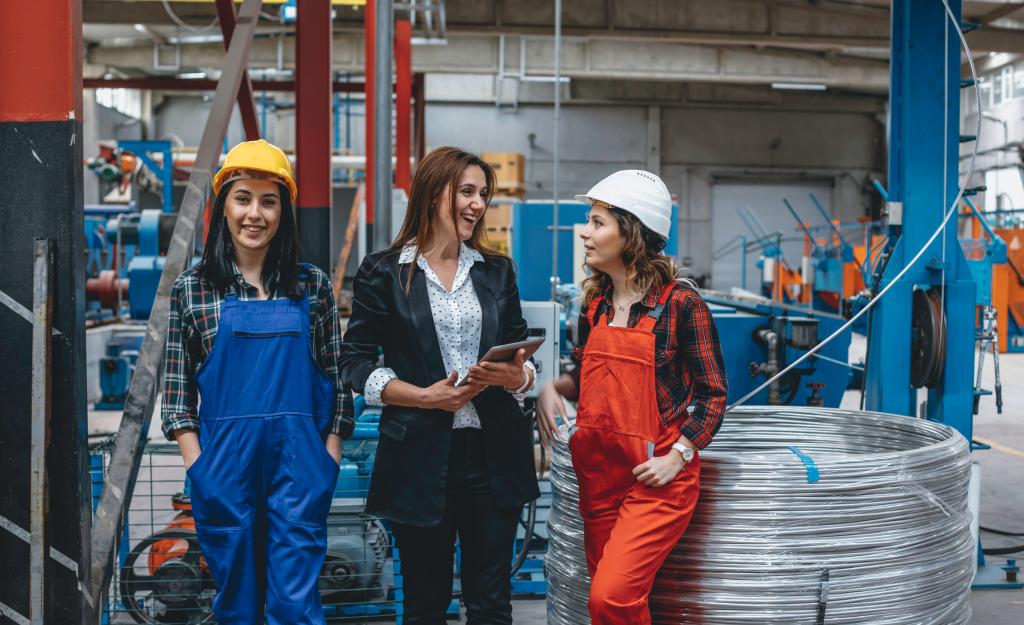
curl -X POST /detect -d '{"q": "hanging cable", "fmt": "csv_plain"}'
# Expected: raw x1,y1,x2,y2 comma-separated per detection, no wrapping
981,525,1024,537
161,0,219,33
728,0,983,411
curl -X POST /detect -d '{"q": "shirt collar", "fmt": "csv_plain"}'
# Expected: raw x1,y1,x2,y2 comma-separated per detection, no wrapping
599,282,662,310
398,242,484,266
230,261,279,295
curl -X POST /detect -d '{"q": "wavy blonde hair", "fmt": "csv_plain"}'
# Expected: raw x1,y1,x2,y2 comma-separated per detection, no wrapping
580,202,679,309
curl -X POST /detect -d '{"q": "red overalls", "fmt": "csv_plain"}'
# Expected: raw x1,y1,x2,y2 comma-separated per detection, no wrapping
569,282,701,625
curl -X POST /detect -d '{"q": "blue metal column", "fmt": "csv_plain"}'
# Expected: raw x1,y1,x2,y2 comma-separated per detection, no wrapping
867,0,976,441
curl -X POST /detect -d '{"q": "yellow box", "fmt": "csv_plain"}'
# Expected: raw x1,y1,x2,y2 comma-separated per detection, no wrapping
482,152,526,188
486,204,513,229
485,227,511,255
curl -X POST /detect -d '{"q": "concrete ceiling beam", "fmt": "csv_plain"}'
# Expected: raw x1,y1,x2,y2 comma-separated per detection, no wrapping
87,31,890,90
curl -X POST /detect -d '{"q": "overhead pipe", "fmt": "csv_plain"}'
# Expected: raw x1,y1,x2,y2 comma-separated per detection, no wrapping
373,0,395,251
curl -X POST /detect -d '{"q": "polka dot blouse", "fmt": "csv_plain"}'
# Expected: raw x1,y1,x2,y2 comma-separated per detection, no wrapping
363,242,535,429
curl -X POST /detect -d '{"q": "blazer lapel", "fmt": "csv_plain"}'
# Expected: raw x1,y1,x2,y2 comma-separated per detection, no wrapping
471,263,499,359
405,264,449,382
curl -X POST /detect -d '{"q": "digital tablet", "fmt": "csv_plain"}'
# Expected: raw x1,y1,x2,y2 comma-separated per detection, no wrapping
455,336,545,386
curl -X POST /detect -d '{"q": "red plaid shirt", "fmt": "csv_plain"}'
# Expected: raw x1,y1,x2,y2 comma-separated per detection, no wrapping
570,281,727,449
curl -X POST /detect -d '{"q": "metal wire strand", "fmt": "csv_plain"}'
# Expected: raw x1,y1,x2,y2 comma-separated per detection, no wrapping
545,408,974,625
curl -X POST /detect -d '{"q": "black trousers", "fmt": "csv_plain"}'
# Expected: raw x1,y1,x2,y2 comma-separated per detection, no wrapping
390,427,520,625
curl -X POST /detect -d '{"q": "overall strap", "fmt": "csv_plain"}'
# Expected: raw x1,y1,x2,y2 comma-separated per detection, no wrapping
586,292,605,328
635,281,677,333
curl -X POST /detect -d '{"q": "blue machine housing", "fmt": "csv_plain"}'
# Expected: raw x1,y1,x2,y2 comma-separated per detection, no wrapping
703,293,851,407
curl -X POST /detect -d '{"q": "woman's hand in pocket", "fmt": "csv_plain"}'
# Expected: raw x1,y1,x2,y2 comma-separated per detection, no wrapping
326,433,343,464
632,453,686,487
174,429,202,470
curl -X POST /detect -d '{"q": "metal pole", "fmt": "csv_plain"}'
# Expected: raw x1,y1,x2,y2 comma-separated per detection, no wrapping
296,0,333,271
373,0,394,251
29,239,52,625
741,235,747,290
365,0,376,238
551,0,562,299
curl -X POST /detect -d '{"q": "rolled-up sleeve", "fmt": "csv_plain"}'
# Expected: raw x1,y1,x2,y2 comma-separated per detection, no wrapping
161,275,200,440
364,367,398,406
676,295,728,449
313,272,355,440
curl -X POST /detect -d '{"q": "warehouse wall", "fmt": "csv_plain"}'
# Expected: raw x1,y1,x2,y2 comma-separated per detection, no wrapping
426,102,884,281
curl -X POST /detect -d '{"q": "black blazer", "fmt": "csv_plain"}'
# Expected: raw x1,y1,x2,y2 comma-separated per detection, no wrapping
340,249,540,527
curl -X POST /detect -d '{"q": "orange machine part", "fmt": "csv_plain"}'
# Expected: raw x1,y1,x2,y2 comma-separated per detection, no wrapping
994,227,1024,353
147,512,203,575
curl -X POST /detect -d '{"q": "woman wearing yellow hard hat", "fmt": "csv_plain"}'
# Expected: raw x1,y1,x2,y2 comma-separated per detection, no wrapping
161,138,352,625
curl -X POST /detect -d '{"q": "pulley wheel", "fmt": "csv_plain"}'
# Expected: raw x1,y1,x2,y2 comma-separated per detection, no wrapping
911,289,946,388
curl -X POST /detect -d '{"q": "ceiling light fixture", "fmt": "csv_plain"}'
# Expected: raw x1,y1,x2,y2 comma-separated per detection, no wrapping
771,82,827,91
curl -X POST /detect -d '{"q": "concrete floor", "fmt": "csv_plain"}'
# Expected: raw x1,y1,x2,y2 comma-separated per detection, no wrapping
90,338,1024,623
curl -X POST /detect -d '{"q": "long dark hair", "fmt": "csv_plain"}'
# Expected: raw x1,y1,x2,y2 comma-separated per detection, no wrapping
197,179,304,299
580,203,677,309
391,146,504,293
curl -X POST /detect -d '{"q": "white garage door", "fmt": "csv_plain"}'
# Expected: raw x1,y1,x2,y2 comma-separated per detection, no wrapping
711,182,834,291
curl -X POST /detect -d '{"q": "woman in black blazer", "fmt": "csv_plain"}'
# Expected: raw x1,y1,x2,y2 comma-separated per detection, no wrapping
339,147,540,625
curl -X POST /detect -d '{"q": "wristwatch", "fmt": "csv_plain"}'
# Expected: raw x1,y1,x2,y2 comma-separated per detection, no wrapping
671,442,694,464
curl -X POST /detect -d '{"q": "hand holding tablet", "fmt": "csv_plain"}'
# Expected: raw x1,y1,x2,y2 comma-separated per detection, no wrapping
457,336,545,388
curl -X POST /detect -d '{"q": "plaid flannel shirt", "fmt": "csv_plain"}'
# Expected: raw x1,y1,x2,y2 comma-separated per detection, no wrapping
570,281,728,449
161,264,355,441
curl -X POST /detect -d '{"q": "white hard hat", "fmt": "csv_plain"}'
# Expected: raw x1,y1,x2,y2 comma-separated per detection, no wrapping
575,169,672,239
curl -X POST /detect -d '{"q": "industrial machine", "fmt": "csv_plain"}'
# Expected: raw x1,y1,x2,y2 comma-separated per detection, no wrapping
95,329,145,410
706,292,851,407
860,0,1017,589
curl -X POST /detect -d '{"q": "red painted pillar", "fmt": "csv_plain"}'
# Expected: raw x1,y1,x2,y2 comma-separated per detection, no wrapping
395,19,413,194
0,1,91,623
364,0,376,225
214,0,261,140
296,0,333,271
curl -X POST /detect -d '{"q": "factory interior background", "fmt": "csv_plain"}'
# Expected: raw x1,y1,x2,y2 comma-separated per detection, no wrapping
3,0,1024,623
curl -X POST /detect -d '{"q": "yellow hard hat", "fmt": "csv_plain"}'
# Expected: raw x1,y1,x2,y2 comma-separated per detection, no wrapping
212,139,297,202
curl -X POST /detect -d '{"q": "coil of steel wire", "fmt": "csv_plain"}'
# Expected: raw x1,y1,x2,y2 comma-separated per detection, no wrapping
546,407,974,625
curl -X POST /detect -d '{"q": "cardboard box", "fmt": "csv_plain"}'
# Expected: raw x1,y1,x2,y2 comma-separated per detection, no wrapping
485,227,511,255
482,152,525,188
486,203,513,229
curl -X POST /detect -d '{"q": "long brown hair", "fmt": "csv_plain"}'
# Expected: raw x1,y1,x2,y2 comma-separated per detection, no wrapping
580,203,679,309
391,146,504,293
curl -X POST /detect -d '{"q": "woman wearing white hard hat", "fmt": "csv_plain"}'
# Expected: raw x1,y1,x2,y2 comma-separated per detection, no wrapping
536,170,728,625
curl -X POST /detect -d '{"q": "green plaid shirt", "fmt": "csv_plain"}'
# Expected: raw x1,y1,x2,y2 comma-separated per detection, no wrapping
161,263,355,441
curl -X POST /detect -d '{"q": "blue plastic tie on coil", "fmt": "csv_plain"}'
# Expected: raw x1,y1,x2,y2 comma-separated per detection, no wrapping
787,446,820,484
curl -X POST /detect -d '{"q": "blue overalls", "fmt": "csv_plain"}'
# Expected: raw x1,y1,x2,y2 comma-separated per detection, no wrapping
187,290,337,624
